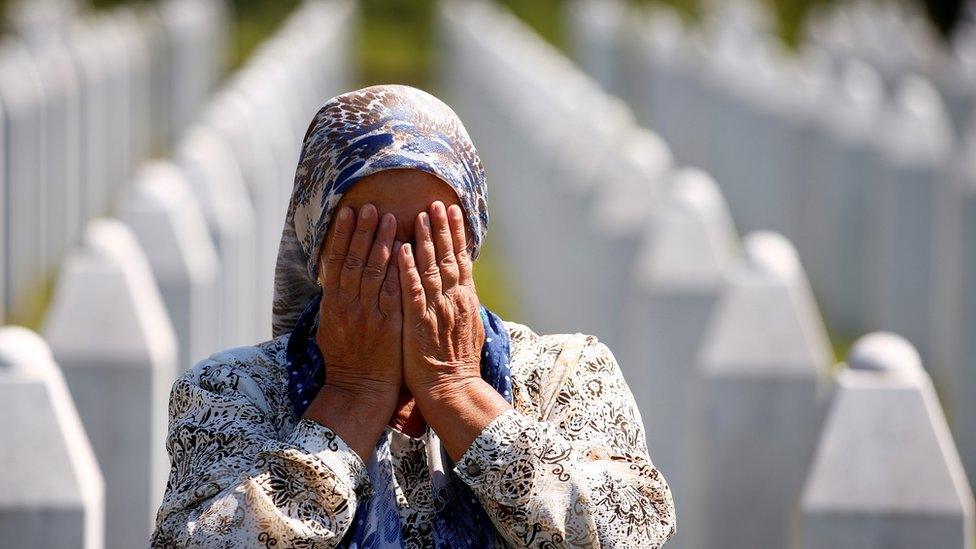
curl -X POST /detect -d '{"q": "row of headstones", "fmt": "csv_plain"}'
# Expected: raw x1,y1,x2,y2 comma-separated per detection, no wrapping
565,0,976,508
438,1,975,547
0,0,227,327
0,1,354,548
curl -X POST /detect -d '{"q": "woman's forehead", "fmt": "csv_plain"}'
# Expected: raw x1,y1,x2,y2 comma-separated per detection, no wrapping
337,169,462,216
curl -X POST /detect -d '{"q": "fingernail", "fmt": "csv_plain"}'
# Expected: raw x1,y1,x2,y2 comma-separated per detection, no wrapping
403,243,412,255
361,204,374,219
450,204,462,220
338,207,351,222
382,213,394,229
421,212,430,230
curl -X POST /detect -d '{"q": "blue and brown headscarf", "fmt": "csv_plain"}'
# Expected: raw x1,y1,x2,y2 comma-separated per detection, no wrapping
272,84,489,338
272,85,510,548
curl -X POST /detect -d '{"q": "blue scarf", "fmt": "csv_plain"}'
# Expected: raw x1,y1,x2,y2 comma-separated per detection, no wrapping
285,293,512,548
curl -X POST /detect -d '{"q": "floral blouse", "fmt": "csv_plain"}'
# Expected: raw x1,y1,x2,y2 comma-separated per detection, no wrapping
150,320,676,548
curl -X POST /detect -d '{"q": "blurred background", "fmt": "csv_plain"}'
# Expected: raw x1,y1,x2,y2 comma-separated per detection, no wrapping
1,0,975,547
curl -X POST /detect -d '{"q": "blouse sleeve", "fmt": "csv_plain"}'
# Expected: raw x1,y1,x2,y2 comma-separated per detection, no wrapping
452,336,676,548
151,352,371,548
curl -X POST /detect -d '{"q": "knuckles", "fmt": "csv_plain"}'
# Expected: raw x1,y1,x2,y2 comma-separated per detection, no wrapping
342,253,366,270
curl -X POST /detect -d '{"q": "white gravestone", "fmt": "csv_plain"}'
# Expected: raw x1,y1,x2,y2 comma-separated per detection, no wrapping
113,7,153,174
43,219,178,549
690,231,832,549
577,127,672,346
619,168,739,549
27,38,81,274
67,19,112,222
176,124,257,347
93,15,131,203
867,75,954,376
0,326,104,549
207,87,288,340
798,333,975,549
120,161,220,372
801,58,884,338
0,41,46,323
937,117,976,487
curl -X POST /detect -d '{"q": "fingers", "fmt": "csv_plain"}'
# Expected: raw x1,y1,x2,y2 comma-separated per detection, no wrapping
447,204,474,287
378,241,403,318
428,201,460,290
360,213,397,306
338,204,378,299
413,211,443,297
322,206,355,292
398,243,427,320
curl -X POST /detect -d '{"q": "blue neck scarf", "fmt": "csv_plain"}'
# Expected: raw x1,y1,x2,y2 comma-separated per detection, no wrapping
285,292,512,548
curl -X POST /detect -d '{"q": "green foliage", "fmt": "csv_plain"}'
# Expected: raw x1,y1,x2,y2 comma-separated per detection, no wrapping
356,0,437,89
227,0,301,69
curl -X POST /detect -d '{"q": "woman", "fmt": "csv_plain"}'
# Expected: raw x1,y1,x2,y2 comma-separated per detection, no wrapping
152,85,675,548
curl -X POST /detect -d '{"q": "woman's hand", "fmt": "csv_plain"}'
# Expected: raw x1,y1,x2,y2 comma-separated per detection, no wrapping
397,200,511,459
305,203,403,459
398,201,484,398
317,203,403,396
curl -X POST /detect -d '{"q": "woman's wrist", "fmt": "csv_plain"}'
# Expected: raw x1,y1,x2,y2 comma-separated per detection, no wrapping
302,383,399,460
414,374,511,461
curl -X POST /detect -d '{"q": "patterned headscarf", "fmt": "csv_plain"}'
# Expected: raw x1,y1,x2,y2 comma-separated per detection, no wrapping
273,85,509,548
272,84,489,338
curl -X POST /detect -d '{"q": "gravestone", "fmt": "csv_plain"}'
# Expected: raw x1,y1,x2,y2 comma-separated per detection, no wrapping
67,18,112,222
802,58,884,338
566,0,626,92
867,75,954,376
939,115,976,487
27,37,81,274
0,326,104,549
619,168,739,549
92,14,131,202
578,127,672,347
44,219,177,549
113,7,153,173
207,86,288,340
798,333,975,548
175,124,256,347
120,161,220,372
0,41,46,323
159,0,226,138
635,7,709,168
690,231,832,549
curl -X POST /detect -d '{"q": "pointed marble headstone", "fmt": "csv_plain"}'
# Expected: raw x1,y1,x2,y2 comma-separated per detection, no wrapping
44,219,177,549
867,75,954,373
798,333,975,549
0,41,47,323
120,161,220,372
27,37,82,274
573,126,672,346
690,231,832,549
0,326,104,549
66,18,112,222
619,168,738,548
938,115,976,488
802,58,884,338
175,123,256,347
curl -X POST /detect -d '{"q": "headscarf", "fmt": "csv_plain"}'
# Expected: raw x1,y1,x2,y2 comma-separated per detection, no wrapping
273,85,509,548
273,84,489,338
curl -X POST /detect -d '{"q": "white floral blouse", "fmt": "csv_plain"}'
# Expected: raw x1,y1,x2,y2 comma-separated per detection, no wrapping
150,320,676,548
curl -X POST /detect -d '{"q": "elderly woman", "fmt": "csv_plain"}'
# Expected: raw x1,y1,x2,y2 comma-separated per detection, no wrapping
152,85,675,548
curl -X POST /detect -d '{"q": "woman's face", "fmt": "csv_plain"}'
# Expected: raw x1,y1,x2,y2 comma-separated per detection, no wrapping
318,168,469,273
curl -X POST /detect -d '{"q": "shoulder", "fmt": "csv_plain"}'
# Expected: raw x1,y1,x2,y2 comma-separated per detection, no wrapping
170,335,293,421
502,320,624,410
502,319,615,372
